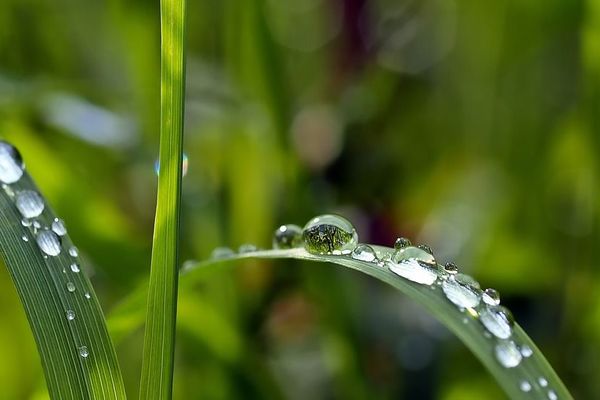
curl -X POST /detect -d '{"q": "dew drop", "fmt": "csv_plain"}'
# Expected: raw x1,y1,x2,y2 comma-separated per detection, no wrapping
479,305,514,339
351,244,378,262
84,292,91,299
520,344,533,358
70,263,80,273
68,246,79,257
272,224,303,249
238,243,258,253
482,288,501,306
36,230,61,256
66,310,75,321
394,237,411,250
22,235,28,242
388,259,438,285
15,190,45,218
211,247,235,259
302,214,358,255
51,218,67,236
538,377,548,387
21,218,32,227
548,389,557,400
520,380,532,392
2,183,15,197
442,274,481,309
66,282,76,292
155,153,188,177
494,340,522,368
79,346,89,358
0,140,25,184
443,262,459,275
391,246,436,265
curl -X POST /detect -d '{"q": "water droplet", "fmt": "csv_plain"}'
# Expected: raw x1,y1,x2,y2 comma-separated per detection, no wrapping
238,243,258,253
36,230,61,256
0,140,25,184
443,262,459,275
388,259,439,285
66,310,75,321
394,237,411,250
302,214,358,255
66,282,76,292
391,246,436,265
70,263,80,273
495,340,522,368
548,389,557,400
351,244,378,262
2,183,15,197
442,275,481,309
538,377,548,387
155,153,188,177
482,288,501,306
51,218,67,236
84,292,91,299
22,235,28,242
455,273,481,289
15,190,45,218
520,380,532,392
68,246,79,257
211,247,235,259
479,305,514,339
272,224,303,249
520,344,533,358
79,346,89,358
21,218,32,227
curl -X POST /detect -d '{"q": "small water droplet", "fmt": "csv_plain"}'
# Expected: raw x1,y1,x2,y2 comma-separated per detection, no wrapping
442,275,481,309
548,389,557,400
443,262,459,275
0,140,25,184
394,237,411,250
21,218,32,227
302,214,358,255
66,282,76,292
482,288,501,306
538,377,548,387
272,224,303,249
520,380,532,392
495,340,522,368
22,235,28,242
238,243,258,253
211,247,235,259
15,190,45,218
79,346,89,358
70,263,80,273
388,259,439,285
51,218,67,236
520,344,533,358
2,183,15,197
84,292,91,299
36,230,61,256
155,153,188,177
351,244,378,262
391,246,436,265
66,310,75,321
479,305,514,339
68,246,79,257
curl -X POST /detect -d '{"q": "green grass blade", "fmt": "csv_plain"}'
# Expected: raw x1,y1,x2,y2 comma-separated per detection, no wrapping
0,169,126,398
139,0,187,397
183,247,573,400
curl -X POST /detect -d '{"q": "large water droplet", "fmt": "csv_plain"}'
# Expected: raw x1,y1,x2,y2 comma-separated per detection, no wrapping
272,224,303,249
302,214,358,255
442,274,481,309
155,153,188,177
70,263,80,273
51,218,67,236
479,305,514,339
482,288,500,306
388,259,438,285
211,247,235,259
520,380,532,392
15,190,45,218
66,282,76,292
495,340,522,368
0,140,25,184
36,230,61,256
391,246,436,265
79,346,89,358
351,244,378,262
66,310,75,321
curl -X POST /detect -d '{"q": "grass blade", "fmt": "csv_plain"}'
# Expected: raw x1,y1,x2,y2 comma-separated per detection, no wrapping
183,247,573,400
139,0,187,397
0,159,126,398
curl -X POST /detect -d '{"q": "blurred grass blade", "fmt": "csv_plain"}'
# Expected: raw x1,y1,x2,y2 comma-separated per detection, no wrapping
139,0,187,397
0,168,126,398
184,247,573,400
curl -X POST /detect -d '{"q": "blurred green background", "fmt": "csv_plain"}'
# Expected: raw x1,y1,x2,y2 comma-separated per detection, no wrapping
0,0,598,398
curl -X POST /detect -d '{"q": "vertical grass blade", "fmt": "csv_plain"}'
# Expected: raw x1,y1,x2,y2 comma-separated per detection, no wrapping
139,0,187,398
0,157,126,398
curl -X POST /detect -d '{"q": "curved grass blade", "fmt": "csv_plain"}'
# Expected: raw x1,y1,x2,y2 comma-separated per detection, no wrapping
139,0,187,397
0,170,126,398
183,247,573,400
